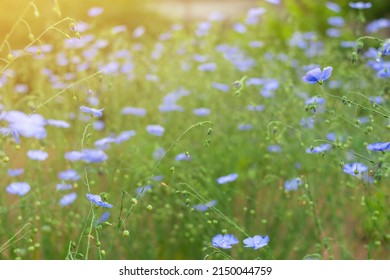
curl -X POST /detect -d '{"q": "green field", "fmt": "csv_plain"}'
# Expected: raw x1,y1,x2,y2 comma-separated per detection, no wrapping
0,0,389,260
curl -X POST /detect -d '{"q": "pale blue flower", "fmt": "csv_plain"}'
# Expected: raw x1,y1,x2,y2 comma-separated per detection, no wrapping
6,182,31,196
146,124,165,136
302,67,333,84
367,142,390,152
217,173,238,184
60,192,77,206
27,150,48,161
212,234,239,249
86,193,113,208
193,200,217,212
243,235,270,249
349,2,372,9
284,178,302,191
80,106,104,117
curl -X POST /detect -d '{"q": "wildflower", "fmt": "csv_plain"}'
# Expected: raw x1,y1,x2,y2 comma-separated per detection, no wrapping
233,23,247,33
79,106,104,117
121,107,146,116
59,192,77,207
217,173,238,184
58,169,80,181
136,185,152,196
366,18,390,33
93,120,105,131
64,151,83,161
367,142,390,152
284,178,302,191
6,111,47,139
302,66,333,84
56,183,73,191
326,2,341,13
306,143,332,154
8,168,24,177
267,145,282,153
87,7,104,17
175,153,191,161
343,162,368,177
193,200,217,212
6,182,31,196
192,108,211,116
243,235,270,249
114,130,136,144
212,234,239,249
146,124,165,136
211,82,230,92
238,124,253,131
98,212,110,223
47,119,70,128
327,16,345,27
27,150,48,161
349,2,372,9
81,149,108,163
133,26,145,38
86,193,113,208
198,63,217,72
247,105,265,111
300,116,315,129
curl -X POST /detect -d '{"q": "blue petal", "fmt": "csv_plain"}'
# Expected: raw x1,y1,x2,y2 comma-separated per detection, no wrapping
321,66,333,81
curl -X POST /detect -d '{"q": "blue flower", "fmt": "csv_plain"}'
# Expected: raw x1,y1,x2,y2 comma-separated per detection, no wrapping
349,2,372,9
327,16,345,27
59,192,77,207
326,2,341,13
217,173,238,184
193,200,217,212
238,124,253,131
302,66,333,84
56,183,73,191
136,185,152,196
64,151,83,161
8,168,24,177
81,149,108,163
88,6,103,17
6,182,31,196
98,212,110,223
80,105,104,117
175,153,191,161
343,162,368,177
192,108,211,116
211,82,230,92
267,145,282,153
198,62,217,72
367,142,390,152
243,235,270,249
306,143,332,154
47,119,70,128
121,107,146,116
247,104,265,111
284,177,303,191
6,111,47,139
146,124,165,136
86,193,113,208
212,234,239,249
27,150,48,161
58,169,80,181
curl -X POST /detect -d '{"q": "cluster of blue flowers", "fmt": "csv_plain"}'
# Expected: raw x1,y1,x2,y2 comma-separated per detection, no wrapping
212,234,269,250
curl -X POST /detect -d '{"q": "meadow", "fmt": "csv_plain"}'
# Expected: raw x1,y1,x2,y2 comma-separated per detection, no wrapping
0,0,389,260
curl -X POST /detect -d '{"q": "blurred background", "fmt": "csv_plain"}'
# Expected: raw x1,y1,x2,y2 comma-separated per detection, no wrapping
1,0,390,51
